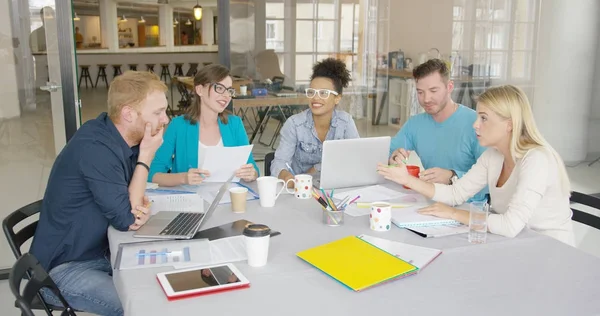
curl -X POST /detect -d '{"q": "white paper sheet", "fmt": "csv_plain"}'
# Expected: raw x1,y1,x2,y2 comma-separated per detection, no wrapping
335,185,405,203
145,190,204,215
357,235,442,270
200,145,254,182
187,182,259,205
344,193,428,217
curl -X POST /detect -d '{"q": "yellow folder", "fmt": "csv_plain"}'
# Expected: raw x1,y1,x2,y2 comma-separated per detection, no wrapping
297,236,418,292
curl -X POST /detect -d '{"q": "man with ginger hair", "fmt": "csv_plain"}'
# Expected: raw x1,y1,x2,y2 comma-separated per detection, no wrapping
30,71,169,316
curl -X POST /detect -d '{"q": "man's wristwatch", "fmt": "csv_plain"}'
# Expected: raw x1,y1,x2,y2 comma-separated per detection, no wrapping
449,170,458,185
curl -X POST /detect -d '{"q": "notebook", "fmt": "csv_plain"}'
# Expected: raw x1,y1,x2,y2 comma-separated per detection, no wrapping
391,204,460,228
296,236,418,292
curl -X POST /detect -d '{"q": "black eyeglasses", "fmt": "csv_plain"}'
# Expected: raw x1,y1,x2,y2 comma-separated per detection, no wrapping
211,83,236,97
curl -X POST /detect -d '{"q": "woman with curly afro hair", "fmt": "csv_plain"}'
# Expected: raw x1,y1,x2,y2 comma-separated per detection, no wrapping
270,58,359,185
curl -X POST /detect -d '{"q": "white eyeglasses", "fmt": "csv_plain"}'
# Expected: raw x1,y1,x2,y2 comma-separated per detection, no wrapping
305,88,339,99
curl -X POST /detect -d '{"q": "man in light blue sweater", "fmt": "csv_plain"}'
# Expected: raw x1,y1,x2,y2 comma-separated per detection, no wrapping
389,59,488,202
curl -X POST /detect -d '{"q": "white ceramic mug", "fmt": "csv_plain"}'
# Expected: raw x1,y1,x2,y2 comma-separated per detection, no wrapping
256,176,285,207
370,202,392,232
285,174,313,199
239,85,248,96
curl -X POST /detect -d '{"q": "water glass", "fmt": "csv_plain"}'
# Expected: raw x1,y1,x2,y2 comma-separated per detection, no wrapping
468,201,488,244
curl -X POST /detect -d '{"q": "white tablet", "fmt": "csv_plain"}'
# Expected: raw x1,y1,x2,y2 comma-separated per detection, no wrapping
156,263,250,300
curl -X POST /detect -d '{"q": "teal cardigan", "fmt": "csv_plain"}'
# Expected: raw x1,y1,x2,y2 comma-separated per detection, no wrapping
148,114,259,181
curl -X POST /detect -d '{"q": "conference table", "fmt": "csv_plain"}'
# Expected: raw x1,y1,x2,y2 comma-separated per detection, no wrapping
108,182,600,316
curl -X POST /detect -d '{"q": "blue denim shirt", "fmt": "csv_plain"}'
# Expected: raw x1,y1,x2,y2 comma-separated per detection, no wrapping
271,109,360,177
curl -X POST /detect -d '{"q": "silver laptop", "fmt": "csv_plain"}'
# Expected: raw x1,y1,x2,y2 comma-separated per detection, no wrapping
134,175,234,239
316,136,391,189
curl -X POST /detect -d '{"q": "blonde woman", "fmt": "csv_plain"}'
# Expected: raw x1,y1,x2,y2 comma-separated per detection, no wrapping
377,85,574,245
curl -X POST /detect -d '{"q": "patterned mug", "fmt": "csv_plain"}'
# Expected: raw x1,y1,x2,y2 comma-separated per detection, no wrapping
285,174,313,199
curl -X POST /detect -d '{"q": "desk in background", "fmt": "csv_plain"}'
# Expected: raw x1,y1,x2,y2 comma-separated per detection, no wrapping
108,182,600,316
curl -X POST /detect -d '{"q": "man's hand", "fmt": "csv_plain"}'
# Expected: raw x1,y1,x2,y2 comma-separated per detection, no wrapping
139,123,164,164
419,167,453,184
129,197,151,231
390,148,410,165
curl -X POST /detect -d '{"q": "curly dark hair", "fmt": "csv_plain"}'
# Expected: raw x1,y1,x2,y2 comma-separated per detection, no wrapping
310,58,351,94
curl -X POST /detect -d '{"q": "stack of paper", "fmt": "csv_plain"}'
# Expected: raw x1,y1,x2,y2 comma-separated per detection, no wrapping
391,204,460,228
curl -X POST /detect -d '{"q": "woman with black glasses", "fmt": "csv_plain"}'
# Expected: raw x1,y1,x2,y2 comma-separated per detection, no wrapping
149,64,259,186
271,58,359,185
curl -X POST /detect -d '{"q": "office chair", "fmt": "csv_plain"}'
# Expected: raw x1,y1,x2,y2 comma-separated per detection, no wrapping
9,253,77,316
264,152,275,177
570,191,600,230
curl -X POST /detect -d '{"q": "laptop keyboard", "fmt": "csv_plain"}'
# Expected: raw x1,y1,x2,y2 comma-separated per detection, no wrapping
159,213,204,237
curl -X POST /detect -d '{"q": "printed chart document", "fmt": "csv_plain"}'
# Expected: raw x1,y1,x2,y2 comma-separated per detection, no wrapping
115,236,247,270
145,189,203,215
200,145,254,182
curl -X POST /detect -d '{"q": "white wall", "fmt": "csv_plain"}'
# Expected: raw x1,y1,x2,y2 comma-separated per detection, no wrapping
532,0,599,163
387,0,453,61
589,19,600,155
0,0,21,119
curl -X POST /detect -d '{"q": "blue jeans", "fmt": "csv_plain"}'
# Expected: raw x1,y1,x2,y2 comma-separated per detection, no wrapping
41,257,123,316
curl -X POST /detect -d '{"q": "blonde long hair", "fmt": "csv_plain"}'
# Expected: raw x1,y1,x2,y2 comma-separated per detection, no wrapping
477,85,571,196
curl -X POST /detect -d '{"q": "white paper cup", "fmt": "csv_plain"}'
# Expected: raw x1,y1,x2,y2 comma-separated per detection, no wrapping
370,202,392,231
243,224,271,267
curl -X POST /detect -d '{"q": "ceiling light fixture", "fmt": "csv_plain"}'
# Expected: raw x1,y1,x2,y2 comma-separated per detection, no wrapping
73,12,80,21
193,1,203,21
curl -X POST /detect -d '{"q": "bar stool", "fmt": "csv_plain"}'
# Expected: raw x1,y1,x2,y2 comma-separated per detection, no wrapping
159,63,171,83
78,65,93,88
174,63,184,77
186,63,199,76
146,64,155,73
128,64,138,71
112,65,123,81
95,64,109,88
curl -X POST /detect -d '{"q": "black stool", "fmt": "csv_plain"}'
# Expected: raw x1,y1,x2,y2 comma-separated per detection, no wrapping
160,63,171,83
174,63,184,77
146,64,155,73
112,64,123,81
187,63,199,76
78,65,93,88
128,64,138,71
95,64,109,88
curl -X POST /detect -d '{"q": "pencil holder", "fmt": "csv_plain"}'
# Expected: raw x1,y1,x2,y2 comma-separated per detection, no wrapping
322,208,344,226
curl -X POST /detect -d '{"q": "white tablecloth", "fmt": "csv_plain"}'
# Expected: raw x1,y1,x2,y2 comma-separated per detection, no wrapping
108,184,600,316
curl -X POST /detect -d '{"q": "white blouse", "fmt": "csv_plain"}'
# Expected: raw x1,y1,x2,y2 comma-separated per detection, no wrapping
433,147,575,246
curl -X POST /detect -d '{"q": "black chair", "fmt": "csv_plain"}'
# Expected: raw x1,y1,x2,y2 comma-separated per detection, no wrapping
570,191,600,230
9,253,77,316
264,152,275,177
3,200,66,314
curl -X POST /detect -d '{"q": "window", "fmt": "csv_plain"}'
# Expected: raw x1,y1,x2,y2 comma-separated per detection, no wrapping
266,21,276,40
173,7,202,46
116,2,160,48
72,1,103,48
452,0,539,81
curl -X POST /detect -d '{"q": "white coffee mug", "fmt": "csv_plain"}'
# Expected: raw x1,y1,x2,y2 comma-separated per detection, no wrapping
256,176,285,207
370,202,392,232
285,174,313,199
240,85,248,96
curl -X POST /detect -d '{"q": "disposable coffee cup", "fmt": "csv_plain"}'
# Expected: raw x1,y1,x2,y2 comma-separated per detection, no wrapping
229,187,248,213
243,224,271,267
